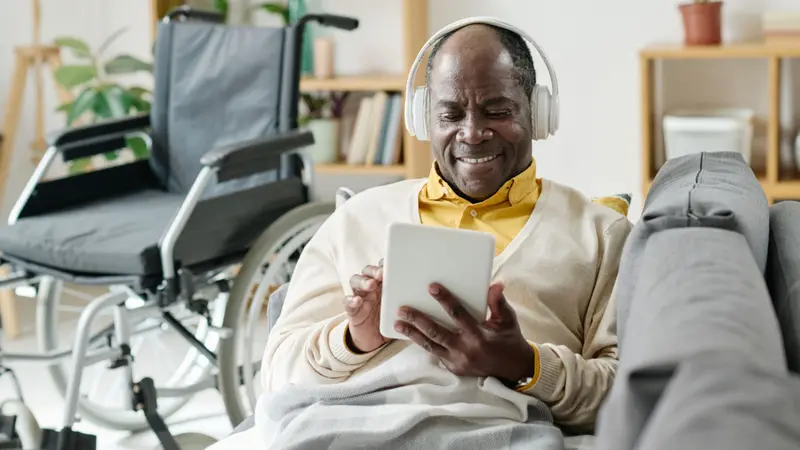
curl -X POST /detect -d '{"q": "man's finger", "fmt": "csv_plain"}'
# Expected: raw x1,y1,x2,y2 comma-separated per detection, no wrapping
487,282,515,322
350,274,377,292
428,283,480,335
394,320,447,357
362,264,383,282
344,295,363,316
397,306,457,349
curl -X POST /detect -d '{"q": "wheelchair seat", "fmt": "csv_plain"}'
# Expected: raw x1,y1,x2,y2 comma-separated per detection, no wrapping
0,189,182,276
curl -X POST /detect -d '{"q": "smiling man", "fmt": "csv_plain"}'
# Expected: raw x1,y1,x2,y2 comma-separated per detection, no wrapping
220,21,633,449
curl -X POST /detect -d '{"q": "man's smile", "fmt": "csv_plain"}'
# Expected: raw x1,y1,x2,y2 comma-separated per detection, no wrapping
457,154,500,164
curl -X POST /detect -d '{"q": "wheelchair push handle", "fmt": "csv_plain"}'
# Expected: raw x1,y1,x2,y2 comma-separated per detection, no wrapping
314,14,359,31
164,5,225,23
294,13,359,31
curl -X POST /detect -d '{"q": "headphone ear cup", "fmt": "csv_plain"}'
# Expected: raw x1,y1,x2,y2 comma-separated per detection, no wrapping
531,85,551,141
411,86,430,141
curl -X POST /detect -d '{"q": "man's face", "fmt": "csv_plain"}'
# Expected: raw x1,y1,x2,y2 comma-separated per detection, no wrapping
428,26,533,202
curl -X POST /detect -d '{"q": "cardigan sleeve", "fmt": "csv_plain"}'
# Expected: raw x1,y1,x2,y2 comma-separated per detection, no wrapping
260,208,382,393
521,216,632,434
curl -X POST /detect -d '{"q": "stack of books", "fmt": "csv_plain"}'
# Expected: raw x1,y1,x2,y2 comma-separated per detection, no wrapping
341,91,404,167
763,11,800,45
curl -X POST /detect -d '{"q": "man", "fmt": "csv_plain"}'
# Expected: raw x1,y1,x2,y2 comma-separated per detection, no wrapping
214,22,631,449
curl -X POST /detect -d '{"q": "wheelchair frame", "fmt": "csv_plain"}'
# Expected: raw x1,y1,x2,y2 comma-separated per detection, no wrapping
0,7,358,450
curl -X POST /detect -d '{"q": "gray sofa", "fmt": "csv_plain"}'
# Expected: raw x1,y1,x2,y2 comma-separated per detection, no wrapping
233,151,800,449
596,151,800,450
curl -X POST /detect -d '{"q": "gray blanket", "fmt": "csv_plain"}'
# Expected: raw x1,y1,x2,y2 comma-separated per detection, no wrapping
254,345,566,450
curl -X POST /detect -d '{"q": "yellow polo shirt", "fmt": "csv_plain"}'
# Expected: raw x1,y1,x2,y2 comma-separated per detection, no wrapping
419,161,540,256
419,160,628,255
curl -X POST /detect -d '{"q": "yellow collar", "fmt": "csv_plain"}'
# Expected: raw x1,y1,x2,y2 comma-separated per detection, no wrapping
425,159,538,206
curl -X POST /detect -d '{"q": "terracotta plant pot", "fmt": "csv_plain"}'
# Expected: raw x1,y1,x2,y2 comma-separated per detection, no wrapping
679,1,723,46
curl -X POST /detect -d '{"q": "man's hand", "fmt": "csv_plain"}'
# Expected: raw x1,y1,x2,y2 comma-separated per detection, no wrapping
345,259,390,353
394,282,535,385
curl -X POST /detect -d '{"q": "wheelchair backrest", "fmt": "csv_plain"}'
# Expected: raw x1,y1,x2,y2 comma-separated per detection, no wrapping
149,20,287,195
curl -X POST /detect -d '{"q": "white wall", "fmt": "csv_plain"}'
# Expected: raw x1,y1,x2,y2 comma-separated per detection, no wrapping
2,0,800,220
0,0,152,219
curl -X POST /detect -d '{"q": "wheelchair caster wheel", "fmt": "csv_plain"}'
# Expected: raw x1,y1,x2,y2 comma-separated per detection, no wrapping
153,432,217,450
1,400,42,450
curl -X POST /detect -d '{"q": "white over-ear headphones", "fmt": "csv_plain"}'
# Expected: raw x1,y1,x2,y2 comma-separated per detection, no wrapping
404,16,560,142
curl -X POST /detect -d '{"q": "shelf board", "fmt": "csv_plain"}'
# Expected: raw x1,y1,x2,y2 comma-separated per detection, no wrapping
769,180,800,198
641,41,800,59
315,164,406,176
300,74,406,92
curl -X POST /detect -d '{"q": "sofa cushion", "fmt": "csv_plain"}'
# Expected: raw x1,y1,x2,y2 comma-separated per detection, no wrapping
595,227,786,450
615,152,769,345
767,201,800,373
636,355,800,450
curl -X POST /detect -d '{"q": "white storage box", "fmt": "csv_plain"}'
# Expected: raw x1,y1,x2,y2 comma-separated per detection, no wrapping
662,108,754,163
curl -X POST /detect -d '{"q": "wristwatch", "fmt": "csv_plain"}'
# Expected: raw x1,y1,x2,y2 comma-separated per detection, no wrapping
507,342,539,392
508,374,535,392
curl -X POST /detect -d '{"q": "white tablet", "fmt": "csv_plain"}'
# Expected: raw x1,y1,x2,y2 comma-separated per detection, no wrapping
380,222,496,341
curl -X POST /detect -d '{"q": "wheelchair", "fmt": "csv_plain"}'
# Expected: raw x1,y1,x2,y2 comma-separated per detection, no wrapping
0,7,358,449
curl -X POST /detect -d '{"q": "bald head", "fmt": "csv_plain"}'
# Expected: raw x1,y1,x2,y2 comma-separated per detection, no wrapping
425,24,536,99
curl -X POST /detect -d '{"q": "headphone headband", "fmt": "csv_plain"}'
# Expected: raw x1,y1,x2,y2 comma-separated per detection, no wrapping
403,16,560,139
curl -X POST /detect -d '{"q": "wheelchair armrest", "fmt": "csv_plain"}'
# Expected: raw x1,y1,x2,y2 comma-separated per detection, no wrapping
200,129,314,182
47,114,150,148
58,131,149,162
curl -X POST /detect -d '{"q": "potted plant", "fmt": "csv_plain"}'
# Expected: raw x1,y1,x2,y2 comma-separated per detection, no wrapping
53,28,153,175
679,0,724,46
300,92,347,164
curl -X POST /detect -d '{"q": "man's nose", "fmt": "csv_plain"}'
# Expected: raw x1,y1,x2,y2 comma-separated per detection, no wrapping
456,115,493,145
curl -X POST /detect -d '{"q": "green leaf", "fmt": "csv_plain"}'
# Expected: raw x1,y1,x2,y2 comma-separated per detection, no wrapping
103,150,120,161
53,65,97,89
104,55,153,75
96,27,129,58
128,96,151,113
56,102,73,112
53,37,92,58
256,2,290,25
92,94,114,121
67,88,97,126
214,0,229,18
125,86,152,112
127,86,151,99
100,85,127,117
68,157,93,175
126,136,150,160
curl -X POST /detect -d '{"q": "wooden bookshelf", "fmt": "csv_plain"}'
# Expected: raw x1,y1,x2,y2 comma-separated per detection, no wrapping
640,41,800,204
315,163,407,176
299,0,431,180
300,74,406,92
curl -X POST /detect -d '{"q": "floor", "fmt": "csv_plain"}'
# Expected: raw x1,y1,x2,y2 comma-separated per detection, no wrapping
1,289,239,450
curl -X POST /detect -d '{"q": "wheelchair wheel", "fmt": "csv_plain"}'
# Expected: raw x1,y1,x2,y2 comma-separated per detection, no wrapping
36,277,227,431
217,201,335,427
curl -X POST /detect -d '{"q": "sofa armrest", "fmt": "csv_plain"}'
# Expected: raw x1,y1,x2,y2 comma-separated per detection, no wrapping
47,114,150,148
200,129,314,182
766,201,800,374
